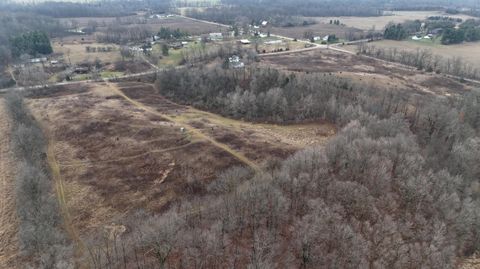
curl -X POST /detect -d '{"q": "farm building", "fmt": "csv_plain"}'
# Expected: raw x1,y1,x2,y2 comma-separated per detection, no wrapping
209,33,223,41
229,55,245,68
29,57,47,63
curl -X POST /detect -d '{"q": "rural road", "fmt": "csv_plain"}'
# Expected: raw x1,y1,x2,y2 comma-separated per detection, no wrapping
2,15,479,92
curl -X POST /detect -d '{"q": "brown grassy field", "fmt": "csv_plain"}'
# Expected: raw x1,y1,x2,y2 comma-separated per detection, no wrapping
346,39,480,68
94,16,227,35
271,23,363,40
0,100,19,268
260,48,476,97
52,42,121,65
59,16,133,28
26,81,334,250
318,11,476,31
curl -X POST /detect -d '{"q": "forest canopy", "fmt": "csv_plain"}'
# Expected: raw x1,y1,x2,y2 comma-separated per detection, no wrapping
10,31,53,58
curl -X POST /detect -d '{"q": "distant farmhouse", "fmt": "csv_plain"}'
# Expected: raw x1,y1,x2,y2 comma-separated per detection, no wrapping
209,33,223,41
229,55,244,68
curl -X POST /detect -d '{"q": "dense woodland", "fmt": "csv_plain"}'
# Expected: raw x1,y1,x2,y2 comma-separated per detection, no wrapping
186,1,381,27
442,19,480,44
383,16,480,45
0,12,64,66
1,0,170,18
10,31,53,58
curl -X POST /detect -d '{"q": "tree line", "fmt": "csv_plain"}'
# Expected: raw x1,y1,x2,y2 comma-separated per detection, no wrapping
0,12,65,70
186,0,381,28
1,0,170,18
10,31,53,58
442,19,480,44
356,43,480,79
4,93,72,268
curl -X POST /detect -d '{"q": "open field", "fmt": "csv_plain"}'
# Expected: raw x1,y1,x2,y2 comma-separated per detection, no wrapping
0,99,19,268
59,16,136,28
271,23,363,41
318,11,476,31
260,48,476,97
52,42,120,65
95,16,228,36
345,39,480,68
26,82,334,240
250,38,307,53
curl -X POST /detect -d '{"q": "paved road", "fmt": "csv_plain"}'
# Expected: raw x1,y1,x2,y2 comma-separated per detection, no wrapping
0,70,158,93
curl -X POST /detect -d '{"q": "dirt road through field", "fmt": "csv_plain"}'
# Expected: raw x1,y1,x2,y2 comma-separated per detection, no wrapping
0,99,19,268
105,82,261,171
44,131,85,265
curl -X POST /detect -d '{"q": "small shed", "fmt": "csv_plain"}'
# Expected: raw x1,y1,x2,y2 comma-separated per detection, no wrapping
209,33,223,41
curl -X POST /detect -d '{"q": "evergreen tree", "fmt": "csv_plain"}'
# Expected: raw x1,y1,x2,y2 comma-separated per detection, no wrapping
10,31,53,58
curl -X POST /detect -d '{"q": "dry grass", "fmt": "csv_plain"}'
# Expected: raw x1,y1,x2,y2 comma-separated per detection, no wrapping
271,23,362,40
59,16,137,28
260,48,475,97
348,39,480,68
26,82,335,245
317,11,476,31
94,16,227,36
52,42,121,65
0,99,19,268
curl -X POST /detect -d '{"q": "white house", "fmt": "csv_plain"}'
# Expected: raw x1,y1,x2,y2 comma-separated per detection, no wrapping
261,21,268,27
412,36,422,40
209,33,223,40
239,39,251,44
322,35,329,41
229,55,244,68
29,57,47,63
149,14,164,19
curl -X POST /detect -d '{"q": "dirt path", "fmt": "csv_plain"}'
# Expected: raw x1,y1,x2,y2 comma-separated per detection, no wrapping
44,127,85,266
0,99,19,268
105,82,261,171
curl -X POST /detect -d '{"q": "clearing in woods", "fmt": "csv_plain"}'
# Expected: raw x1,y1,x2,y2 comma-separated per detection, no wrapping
0,99,19,268
261,48,476,97
346,39,480,69
26,81,334,248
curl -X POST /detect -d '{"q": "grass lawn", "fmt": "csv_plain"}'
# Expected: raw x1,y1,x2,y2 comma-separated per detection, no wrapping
100,71,124,78
406,37,442,47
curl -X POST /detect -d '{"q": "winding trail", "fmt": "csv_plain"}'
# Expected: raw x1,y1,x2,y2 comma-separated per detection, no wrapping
105,82,261,171
44,127,85,266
